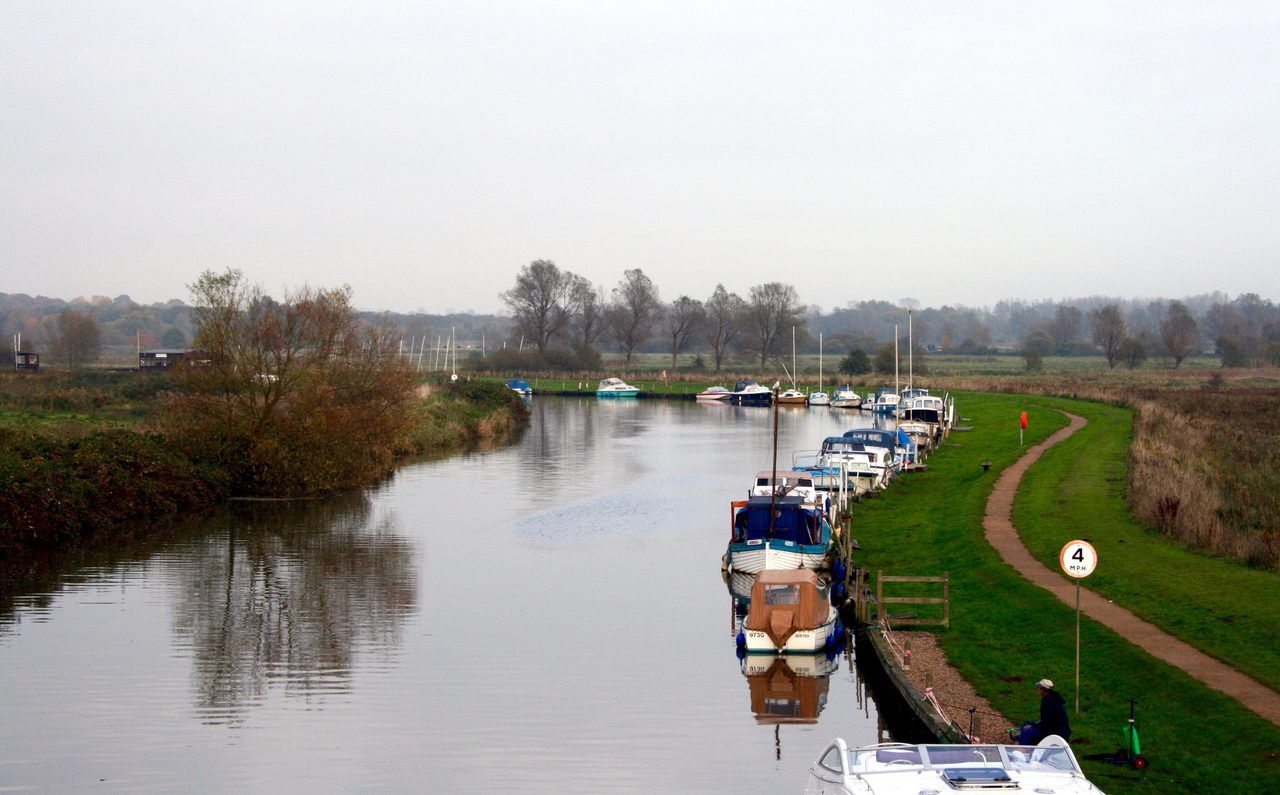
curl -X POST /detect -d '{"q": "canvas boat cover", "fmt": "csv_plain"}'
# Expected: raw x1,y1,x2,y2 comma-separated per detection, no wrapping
744,569,831,644
732,495,825,545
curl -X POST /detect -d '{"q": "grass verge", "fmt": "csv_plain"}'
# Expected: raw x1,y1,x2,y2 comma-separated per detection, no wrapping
849,391,1280,793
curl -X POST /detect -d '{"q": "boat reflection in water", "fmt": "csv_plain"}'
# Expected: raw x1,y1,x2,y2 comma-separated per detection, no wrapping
742,654,839,725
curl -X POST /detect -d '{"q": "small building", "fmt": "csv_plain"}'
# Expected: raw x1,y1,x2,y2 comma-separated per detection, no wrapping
139,348,206,370
14,351,39,372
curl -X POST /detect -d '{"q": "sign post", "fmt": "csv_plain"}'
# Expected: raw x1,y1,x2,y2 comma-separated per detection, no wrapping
1060,540,1098,712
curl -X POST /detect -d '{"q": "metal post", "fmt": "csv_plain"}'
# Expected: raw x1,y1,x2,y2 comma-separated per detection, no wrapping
1075,579,1081,713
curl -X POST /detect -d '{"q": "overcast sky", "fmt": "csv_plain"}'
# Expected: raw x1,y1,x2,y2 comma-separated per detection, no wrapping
3,2,1277,315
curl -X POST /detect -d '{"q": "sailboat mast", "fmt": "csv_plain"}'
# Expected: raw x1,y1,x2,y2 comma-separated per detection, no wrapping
894,324,899,393
908,309,913,391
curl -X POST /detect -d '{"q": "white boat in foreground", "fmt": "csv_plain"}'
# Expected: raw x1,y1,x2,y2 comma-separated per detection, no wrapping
806,737,1105,794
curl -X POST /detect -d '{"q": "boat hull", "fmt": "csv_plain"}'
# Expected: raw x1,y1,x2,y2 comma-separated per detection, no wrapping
727,540,829,574
597,389,639,398
743,609,839,655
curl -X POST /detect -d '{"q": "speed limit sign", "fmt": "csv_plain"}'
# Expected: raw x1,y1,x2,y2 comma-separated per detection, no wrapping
1060,540,1098,579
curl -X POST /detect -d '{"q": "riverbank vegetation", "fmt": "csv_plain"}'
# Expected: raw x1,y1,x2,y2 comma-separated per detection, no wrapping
1,270,529,560
848,392,1280,793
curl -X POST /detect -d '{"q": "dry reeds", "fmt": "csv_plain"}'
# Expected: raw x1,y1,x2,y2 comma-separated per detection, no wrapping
921,370,1280,571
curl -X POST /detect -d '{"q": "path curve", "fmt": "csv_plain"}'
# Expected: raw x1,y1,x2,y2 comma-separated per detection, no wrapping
983,412,1280,727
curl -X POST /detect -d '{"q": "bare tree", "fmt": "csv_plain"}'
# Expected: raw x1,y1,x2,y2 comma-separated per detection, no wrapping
44,309,101,370
604,269,662,366
500,260,579,352
664,296,705,370
703,284,746,371
1089,304,1126,369
570,276,606,348
1159,301,1199,368
1047,305,1082,353
742,282,806,366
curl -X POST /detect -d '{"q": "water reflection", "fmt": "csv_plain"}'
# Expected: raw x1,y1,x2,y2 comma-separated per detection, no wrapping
741,654,839,725
168,494,416,724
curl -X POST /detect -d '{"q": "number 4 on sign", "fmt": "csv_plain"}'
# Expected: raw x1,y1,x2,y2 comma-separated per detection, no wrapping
1060,540,1098,579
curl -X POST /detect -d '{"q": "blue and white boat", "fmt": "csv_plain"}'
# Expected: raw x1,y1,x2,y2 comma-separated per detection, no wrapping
596,377,640,398
725,494,832,574
729,380,773,406
840,428,907,482
867,387,899,415
505,378,533,397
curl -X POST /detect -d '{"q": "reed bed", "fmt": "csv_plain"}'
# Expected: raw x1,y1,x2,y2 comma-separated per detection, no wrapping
915,371,1280,571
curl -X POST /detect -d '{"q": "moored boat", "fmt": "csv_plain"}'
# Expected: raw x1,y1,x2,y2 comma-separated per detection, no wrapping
736,568,842,655
505,378,533,397
804,736,1105,794
729,380,773,406
695,385,732,401
807,390,831,406
596,377,640,398
829,386,862,409
726,494,831,573
867,387,899,415
776,388,808,406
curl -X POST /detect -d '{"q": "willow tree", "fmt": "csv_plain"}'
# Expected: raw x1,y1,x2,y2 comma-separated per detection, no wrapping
605,269,662,365
163,269,417,497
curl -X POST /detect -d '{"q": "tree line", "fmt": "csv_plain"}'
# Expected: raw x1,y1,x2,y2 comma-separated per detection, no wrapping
5,279,1280,372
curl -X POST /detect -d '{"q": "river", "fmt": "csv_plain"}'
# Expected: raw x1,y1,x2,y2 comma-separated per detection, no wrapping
1,396,917,793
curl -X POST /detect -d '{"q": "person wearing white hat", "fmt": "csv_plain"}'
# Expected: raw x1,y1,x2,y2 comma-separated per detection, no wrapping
1015,678,1071,744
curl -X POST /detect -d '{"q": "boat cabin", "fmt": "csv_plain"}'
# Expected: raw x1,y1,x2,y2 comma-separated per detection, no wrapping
732,495,826,546
751,471,819,502
744,569,832,645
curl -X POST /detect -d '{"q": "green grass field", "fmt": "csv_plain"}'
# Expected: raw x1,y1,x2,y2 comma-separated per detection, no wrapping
847,392,1280,793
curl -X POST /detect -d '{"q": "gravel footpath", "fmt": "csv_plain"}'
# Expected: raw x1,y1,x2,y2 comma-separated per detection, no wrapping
893,630,1017,743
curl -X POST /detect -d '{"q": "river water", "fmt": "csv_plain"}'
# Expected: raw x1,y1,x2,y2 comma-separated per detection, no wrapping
1,397,914,793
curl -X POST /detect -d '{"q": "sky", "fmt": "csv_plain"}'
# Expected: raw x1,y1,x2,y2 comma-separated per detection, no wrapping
2,2,1277,315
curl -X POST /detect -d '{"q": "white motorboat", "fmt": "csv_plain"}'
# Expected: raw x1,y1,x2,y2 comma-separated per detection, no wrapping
729,380,774,406
805,737,1105,794
830,386,862,409
776,388,808,405
867,387,899,415
736,569,842,655
695,385,732,401
749,470,822,505
596,377,640,398
807,390,831,406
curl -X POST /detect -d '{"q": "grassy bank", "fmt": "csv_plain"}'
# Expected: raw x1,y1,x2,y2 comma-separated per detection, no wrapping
0,373,528,563
849,392,1280,793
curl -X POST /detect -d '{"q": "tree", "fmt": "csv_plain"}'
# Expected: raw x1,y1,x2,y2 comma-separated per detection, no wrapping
1217,335,1249,368
1118,336,1147,369
45,309,101,370
838,348,871,375
164,269,418,497
664,296,704,370
604,269,662,365
500,260,580,352
703,284,746,371
1047,305,1082,353
570,276,606,349
742,282,806,366
1022,346,1043,372
1089,304,1126,369
1159,301,1199,368
873,342,897,375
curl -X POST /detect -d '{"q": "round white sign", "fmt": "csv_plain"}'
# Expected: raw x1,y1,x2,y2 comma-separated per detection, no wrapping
1059,540,1098,579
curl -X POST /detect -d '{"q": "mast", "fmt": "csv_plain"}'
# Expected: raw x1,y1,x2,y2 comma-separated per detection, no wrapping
769,383,780,537
894,324,899,394
819,332,823,392
908,309,913,391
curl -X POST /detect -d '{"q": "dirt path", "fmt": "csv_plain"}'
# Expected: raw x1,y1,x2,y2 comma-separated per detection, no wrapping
983,412,1280,727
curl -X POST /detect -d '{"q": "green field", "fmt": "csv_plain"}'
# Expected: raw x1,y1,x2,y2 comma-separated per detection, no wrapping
848,392,1280,793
